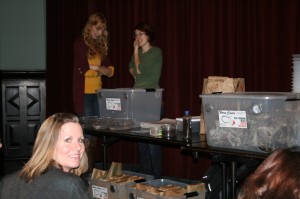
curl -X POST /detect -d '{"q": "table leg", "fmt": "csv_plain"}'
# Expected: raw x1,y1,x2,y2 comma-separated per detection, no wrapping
232,161,237,199
102,135,108,170
101,136,121,170
222,162,227,199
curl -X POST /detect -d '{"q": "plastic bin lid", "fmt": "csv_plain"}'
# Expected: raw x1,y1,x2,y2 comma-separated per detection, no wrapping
176,116,200,122
200,92,300,100
96,88,164,93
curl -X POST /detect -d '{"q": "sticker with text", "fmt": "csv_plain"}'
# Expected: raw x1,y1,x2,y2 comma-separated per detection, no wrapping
105,98,121,111
92,185,108,199
218,110,247,128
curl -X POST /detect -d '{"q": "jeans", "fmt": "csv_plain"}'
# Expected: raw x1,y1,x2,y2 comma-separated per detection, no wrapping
84,93,99,172
137,103,164,178
138,143,162,178
84,94,99,116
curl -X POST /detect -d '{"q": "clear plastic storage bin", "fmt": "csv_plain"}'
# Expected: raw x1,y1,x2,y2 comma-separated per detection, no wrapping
200,92,300,153
97,88,163,126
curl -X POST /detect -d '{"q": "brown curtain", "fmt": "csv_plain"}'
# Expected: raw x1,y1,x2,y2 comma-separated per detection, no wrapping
46,0,300,179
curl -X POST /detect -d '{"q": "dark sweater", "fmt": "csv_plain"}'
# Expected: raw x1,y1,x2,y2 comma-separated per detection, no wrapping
0,167,89,199
73,37,112,115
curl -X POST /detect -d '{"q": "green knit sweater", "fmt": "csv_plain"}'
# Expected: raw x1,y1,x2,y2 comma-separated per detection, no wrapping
129,46,162,88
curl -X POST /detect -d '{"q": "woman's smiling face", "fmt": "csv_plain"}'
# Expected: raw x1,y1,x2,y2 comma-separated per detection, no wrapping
52,122,85,172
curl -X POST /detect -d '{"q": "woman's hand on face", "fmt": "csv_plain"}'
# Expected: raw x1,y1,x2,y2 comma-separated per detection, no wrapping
133,39,139,50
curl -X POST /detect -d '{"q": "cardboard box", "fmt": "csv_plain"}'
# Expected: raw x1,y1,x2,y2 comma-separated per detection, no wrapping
89,170,154,199
127,179,205,199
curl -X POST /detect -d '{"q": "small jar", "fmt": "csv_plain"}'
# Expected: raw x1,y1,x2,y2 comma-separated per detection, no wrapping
161,124,176,139
150,126,162,137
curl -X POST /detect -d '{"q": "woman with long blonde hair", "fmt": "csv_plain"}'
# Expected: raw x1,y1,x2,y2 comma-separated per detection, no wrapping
72,13,115,171
0,113,89,199
73,12,114,117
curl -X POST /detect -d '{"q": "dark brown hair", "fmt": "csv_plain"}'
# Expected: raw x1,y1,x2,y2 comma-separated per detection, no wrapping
238,147,300,199
134,22,155,43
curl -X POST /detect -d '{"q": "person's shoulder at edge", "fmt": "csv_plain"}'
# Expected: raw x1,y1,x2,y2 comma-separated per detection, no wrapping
0,170,22,196
151,46,161,51
0,168,89,199
0,167,82,184
0,170,20,183
0,167,85,189
150,46,162,55
31,167,89,198
43,167,85,184
48,168,89,199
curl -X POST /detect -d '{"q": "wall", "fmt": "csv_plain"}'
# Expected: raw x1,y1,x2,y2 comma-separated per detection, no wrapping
0,0,46,70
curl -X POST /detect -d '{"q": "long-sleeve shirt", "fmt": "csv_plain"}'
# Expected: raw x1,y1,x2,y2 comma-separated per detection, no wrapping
85,55,114,94
129,46,162,88
73,37,114,115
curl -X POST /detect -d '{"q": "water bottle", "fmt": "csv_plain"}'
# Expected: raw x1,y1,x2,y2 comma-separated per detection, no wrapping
182,110,192,142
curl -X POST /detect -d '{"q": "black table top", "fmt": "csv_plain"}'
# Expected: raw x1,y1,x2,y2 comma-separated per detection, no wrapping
181,142,269,160
84,127,270,160
84,127,202,147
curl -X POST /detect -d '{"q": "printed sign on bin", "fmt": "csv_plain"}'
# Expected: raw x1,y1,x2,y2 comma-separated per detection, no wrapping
92,185,108,199
106,98,121,111
218,110,247,128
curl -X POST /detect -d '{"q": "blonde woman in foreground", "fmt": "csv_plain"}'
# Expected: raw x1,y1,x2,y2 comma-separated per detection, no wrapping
0,113,89,199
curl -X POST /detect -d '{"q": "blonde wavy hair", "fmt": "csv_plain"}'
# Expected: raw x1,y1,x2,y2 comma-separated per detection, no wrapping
19,113,89,182
83,12,109,59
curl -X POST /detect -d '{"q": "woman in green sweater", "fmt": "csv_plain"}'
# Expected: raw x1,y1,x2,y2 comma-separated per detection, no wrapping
129,23,163,178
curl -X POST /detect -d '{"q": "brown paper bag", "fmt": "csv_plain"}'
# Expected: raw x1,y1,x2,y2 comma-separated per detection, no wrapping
200,76,245,134
202,76,245,94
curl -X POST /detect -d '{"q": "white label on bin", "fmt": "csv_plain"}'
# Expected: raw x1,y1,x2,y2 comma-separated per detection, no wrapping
218,110,247,128
91,185,108,199
105,98,121,111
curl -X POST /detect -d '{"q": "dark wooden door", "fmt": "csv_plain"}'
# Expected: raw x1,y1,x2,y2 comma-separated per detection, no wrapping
2,79,46,159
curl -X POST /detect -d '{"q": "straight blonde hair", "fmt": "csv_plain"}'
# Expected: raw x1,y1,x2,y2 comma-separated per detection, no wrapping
19,113,89,182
